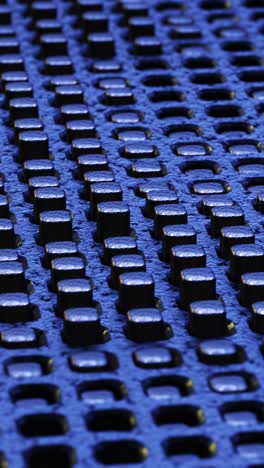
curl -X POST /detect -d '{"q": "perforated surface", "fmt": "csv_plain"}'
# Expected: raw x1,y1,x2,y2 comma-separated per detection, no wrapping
0,0,264,466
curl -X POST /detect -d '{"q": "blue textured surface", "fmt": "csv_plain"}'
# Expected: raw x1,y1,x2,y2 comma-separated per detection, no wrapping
1,0,264,466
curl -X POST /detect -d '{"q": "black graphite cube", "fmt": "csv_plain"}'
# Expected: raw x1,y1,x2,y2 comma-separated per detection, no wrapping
0,219,16,248
220,225,255,258
145,190,178,218
210,206,245,237
111,254,145,288
96,202,130,241
180,267,216,309
0,293,34,322
19,131,49,160
154,204,187,239
83,170,115,199
39,210,72,245
77,154,108,178
45,241,79,267
33,187,66,221
118,272,155,313
90,182,122,219
170,245,206,284
87,32,115,58
251,301,264,333
103,236,138,265
230,244,264,281
240,272,264,307
189,300,227,338
23,159,54,180
54,85,84,106
126,308,166,342
162,225,196,261
63,307,104,345
56,278,93,316
0,261,26,293
51,256,86,287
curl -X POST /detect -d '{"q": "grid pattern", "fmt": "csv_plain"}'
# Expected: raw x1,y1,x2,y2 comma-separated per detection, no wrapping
0,0,263,466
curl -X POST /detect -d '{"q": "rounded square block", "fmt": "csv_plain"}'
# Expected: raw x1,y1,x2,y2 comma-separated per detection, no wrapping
189,300,227,338
220,225,255,258
0,54,24,73
111,254,145,288
51,256,86,287
90,182,122,219
56,278,93,316
103,89,135,106
0,219,16,248
40,34,68,57
125,308,171,342
109,109,141,125
0,327,45,349
71,138,103,158
98,78,127,90
133,346,180,368
9,97,38,120
133,37,162,55
128,17,154,38
96,202,130,241
118,272,155,313
28,176,59,199
30,1,57,21
162,225,196,261
130,160,163,178
19,131,49,160
77,154,108,178
87,32,115,58
69,350,117,372
0,249,19,262
76,0,103,12
199,195,235,216
5,81,33,101
55,84,84,106
82,12,108,32
14,118,44,141
35,19,61,36
170,245,206,284
121,143,158,159
230,244,264,281
179,267,216,308
66,120,96,140
240,272,264,306
83,170,115,199
60,103,91,122
1,71,28,86
251,301,264,333
0,261,26,293
210,206,245,236
63,307,107,345
45,56,73,75
91,60,121,73
145,190,178,218
48,75,79,90
103,236,138,265
0,194,9,218
209,372,258,393
23,159,54,180
33,187,66,221
44,241,79,267
39,210,72,245
0,293,35,322
198,339,245,365
154,204,187,239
